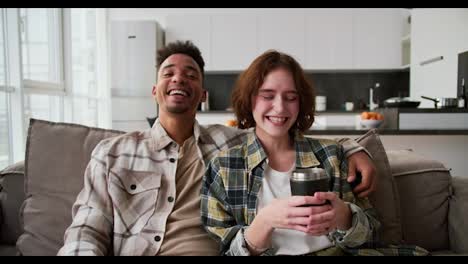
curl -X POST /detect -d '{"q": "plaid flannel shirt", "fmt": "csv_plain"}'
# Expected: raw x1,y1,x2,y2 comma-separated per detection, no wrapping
201,132,429,256
58,119,244,256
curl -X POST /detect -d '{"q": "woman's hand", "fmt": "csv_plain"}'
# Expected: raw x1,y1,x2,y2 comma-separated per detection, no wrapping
304,192,352,236
255,196,332,233
246,196,331,254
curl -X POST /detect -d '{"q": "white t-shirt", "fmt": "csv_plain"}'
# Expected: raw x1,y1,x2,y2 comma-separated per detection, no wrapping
257,162,333,255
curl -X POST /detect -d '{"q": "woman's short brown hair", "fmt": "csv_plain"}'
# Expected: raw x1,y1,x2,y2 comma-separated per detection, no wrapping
231,50,315,134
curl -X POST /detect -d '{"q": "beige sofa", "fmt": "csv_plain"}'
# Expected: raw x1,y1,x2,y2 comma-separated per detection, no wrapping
0,119,467,255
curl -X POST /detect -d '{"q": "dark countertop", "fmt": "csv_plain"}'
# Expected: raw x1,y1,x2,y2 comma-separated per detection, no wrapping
384,108,468,113
305,126,468,135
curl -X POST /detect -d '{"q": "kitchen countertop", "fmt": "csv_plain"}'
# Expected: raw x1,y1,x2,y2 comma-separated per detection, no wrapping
306,126,468,135
383,108,468,113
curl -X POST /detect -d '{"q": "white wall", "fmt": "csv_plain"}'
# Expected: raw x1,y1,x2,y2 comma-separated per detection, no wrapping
410,8,468,107
109,8,308,27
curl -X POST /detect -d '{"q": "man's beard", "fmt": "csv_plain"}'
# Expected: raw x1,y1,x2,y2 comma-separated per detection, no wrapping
166,104,190,114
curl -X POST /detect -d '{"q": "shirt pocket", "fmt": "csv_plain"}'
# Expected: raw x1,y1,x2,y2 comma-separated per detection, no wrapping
109,168,162,234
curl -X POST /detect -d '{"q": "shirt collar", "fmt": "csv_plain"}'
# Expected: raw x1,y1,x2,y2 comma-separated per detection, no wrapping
245,131,320,171
151,118,213,151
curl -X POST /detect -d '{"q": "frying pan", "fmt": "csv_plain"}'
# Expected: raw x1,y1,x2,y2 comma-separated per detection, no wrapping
383,97,421,108
421,96,458,109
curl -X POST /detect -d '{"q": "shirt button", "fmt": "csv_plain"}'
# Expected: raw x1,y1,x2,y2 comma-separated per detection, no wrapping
154,235,161,242
168,196,174,203
169,158,176,163
130,184,137,190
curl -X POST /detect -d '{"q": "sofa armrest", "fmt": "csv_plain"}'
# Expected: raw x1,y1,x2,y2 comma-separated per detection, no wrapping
449,176,468,254
0,161,25,246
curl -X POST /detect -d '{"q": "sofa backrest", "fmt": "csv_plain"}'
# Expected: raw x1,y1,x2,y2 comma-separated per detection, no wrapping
17,119,124,256
355,129,402,245
387,149,452,252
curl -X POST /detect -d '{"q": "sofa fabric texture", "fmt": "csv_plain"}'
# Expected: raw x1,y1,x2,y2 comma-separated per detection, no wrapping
17,119,123,256
355,129,402,245
449,176,468,253
386,149,451,251
0,161,25,246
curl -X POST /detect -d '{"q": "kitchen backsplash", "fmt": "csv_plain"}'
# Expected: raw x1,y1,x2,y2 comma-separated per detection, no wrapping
203,70,409,111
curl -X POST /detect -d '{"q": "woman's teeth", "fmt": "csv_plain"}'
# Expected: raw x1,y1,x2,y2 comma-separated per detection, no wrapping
267,116,287,124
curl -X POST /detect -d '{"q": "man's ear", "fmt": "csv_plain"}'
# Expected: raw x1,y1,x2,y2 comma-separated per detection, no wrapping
152,85,157,96
201,89,207,102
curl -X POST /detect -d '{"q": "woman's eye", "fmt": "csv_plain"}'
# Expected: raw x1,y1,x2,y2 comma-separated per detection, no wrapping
286,96,298,101
262,95,274,100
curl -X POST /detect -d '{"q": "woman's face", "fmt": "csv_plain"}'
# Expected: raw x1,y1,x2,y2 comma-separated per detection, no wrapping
252,68,299,140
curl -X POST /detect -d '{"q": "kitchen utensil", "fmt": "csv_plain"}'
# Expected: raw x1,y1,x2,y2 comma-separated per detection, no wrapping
421,96,458,109
383,97,421,108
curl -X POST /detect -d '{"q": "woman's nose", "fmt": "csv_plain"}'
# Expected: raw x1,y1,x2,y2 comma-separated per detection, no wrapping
273,96,285,111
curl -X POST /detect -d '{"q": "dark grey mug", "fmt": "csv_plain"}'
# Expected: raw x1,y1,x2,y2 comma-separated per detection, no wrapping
290,168,330,206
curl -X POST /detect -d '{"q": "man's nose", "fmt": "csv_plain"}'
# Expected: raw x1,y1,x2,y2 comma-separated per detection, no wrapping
171,73,186,84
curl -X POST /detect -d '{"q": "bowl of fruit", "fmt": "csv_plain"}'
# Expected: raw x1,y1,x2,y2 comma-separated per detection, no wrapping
360,111,384,129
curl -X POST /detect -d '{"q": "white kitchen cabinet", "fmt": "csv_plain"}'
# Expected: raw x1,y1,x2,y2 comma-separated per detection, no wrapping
352,8,403,69
111,21,162,96
110,21,162,131
165,15,212,70
211,14,258,71
410,9,468,108
258,12,306,65
305,9,353,69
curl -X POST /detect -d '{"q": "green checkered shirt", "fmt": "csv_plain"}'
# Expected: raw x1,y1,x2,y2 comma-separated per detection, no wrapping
201,132,429,256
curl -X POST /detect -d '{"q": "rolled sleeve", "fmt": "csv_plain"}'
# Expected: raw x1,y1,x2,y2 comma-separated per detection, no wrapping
336,138,373,159
330,202,372,248
225,228,274,256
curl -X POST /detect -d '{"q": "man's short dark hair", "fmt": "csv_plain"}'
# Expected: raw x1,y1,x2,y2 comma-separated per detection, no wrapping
157,40,205,77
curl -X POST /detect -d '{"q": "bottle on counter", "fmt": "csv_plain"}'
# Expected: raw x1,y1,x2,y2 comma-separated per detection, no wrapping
458,78,467,109
201,91,210,111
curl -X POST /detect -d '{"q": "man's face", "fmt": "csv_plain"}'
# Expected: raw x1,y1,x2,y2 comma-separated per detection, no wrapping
153,54,205,117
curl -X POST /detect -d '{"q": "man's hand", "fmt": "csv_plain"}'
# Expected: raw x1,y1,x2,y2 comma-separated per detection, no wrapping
347,151,377,197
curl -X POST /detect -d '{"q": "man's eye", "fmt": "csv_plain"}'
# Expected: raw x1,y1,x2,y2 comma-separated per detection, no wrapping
163,73,172,77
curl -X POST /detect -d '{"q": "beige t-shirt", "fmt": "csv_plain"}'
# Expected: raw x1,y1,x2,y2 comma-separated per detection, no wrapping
157,136,219,256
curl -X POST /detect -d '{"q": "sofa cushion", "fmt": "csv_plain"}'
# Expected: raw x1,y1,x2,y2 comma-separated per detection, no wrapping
387,149,451,251
355,129,402,245
0,161,25,245
17,119,124,256
448,176,468,254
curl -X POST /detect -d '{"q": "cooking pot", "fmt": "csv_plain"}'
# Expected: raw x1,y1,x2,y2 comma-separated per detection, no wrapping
421,96,458,109
383,97,421,108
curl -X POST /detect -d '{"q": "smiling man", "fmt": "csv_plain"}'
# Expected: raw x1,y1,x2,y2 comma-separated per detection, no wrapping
57,41,377,256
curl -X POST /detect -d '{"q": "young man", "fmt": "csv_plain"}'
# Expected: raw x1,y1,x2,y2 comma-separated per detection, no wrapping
58,41,376,256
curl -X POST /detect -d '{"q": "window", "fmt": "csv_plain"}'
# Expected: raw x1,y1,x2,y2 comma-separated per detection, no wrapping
0,8,111,167
20,8,64,91
0,10,11,168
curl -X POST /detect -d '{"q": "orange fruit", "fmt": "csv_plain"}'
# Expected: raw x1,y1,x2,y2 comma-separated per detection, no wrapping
225,119,238,127
361,112,370,119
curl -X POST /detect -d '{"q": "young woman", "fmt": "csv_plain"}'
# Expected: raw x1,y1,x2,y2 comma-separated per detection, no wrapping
200,50,428,256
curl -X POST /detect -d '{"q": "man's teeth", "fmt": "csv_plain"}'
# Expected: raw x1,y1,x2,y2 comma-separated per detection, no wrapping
268,117,287,123
169,90,188,96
